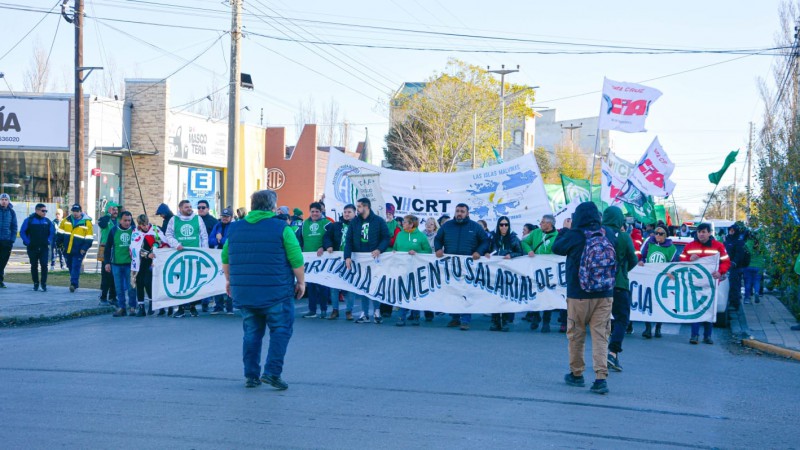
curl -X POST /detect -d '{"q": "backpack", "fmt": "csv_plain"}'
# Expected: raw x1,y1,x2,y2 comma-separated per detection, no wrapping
579,227,617,293
740,245,751,268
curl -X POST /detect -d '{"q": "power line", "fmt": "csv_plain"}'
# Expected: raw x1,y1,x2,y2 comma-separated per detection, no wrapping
0,0,60,62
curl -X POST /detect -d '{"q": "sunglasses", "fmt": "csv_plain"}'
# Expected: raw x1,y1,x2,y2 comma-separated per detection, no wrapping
655,232,666,236
198,206,208,209
498,223,510,227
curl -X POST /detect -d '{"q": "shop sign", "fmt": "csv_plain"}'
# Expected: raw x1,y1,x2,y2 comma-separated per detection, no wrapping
0,98,69,150
167,112,227,167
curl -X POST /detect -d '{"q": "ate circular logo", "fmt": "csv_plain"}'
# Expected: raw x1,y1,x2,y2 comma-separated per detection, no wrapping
162,250,219,299
332,164,361,203
180,224,194,237
654,263,716,320
120,233,130,244
266,168,286,190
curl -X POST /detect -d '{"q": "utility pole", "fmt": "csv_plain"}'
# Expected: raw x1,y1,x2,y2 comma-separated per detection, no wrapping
226,0,241,209
732,167,738,221
746,121,753,222
487,65,519,159
62,0,85,206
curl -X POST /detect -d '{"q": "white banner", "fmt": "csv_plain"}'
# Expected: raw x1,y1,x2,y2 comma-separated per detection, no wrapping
151,247,720,323
324,151,552,234
0,98,69,149
348,173,385,216
152,248,226,310
629,137,676,197
598,78,662,133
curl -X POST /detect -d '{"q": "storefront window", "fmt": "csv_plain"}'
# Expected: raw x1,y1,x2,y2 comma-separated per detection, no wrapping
0,150,69,203
95,155,122,218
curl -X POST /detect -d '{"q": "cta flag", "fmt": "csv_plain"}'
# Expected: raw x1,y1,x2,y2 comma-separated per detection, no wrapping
708,150,738,185
629,137,676,197
598,78,662,133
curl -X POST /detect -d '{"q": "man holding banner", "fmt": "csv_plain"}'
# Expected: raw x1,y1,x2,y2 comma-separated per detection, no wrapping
223,189,305,389
165,200,209,318
344,198,390,324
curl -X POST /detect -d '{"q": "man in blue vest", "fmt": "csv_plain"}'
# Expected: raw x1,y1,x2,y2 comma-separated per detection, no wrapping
223,190,305,389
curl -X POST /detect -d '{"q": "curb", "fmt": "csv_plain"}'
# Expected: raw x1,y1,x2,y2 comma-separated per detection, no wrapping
741,339,800,362
0,306,115,328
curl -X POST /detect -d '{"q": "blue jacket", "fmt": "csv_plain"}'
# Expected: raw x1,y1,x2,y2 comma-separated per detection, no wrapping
226,217,295,308
434,217,490,256
343,211,390,259
20,214,55,247
208,221,232,249
552,202,617,299
0,204,18,243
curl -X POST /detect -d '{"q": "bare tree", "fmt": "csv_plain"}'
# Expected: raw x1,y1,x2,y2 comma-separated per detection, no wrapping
23,41,51,93
294,96,317,140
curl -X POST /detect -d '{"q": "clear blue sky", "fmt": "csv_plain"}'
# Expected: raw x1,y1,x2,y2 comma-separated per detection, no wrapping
0,0,784,215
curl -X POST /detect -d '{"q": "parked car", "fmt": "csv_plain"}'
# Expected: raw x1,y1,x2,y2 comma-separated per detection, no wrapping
671,236,731,327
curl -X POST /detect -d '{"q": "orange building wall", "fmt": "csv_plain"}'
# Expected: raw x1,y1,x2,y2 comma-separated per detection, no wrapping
264,124,322,211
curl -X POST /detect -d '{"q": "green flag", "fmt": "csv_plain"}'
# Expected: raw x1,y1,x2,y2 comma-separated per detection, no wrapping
560,175,592,204
655,204,667,224
491,146,504,164
624,198,657,225
708,150,738,185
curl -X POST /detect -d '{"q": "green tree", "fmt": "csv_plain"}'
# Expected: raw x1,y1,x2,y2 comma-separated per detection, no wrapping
385,59,534,172
553,144,590,182
534,146,556,182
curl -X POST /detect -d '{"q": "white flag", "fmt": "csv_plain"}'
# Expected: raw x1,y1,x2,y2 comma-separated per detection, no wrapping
629,137,676,197
600,162,624,207
598,78,662,133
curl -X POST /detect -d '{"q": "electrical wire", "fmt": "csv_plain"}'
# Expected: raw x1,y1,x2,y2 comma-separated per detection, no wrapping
0,0,61,62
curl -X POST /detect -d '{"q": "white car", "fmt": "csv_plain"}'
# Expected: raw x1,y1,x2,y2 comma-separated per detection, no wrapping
670,236,731,327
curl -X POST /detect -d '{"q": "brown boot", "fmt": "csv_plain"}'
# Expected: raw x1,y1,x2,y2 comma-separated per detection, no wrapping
328,309,339,320
345,311,353,321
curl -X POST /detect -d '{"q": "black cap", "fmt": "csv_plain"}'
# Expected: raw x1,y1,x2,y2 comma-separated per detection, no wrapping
221,207,233,217
71,204,82,212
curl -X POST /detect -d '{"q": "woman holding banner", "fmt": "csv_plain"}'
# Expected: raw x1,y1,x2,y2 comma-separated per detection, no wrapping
391,215,432,327
486,216,524,332
638,225,680,338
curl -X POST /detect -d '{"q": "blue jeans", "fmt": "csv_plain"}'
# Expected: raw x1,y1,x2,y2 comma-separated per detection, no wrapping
609,288,631,353
65,253,84,287
307,283,328,314
330,288,355,313
213,294,233,312
241,301,294,379
399,308,420,320
690,322,713,339
451,314,472,324
355,294,380,317
743,267,763,299
111,264,136,309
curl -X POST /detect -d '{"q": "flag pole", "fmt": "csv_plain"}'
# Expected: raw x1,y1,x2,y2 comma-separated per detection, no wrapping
699,183,720,223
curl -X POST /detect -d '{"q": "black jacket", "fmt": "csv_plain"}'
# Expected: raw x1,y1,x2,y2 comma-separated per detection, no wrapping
488,231,523,258
323,218,351,251
724,226,746,269
343,211,390,258
434,217,490,256
552,202,617,299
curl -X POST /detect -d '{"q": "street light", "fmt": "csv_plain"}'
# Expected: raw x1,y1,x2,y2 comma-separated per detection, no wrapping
487,65,519,159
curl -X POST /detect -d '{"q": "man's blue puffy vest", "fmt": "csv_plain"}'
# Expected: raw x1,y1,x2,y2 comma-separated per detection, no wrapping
226,217,295,308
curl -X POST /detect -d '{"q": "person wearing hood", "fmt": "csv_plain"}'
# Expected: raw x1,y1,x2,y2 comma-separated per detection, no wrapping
97,201,119,305
597,207,638,375
222,189,305,389
344,197,391,324
322,203,356,320
637,225,680,340
553,202,618,395
434,203,490,331
0,193,17,288
104,211,139,317
391,214,432,327
522,214,563,333
59,204,94,292
155,203,174,234
20,203,55,292
724,223,747,311
680,222,730,344
165,200,209,318
486,216,523,332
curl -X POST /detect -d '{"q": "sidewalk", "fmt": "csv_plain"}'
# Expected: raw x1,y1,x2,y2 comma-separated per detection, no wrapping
739,293,800,352
0,283,111,327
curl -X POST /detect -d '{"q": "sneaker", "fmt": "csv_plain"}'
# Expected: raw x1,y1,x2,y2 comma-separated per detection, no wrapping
395,319,406,327
489,321,501,332
590,379,609,395
355,314,370,324
173,310,187,318
245,377,262,388
655,329,662,338
0,282,6,288
33,284,39,291
260,374,289,390
501,324,510,332
642,330,652,339
320,312,328,319
743,297,751,305
607,353,622,372
446,319,461,328
98,300,110,307
135,305,146,317
302,312,319,319
128,307,136,316
626,323,633,334
411,317,420,326
226,311,235,316
41,285,47,292
69,285,75,293
345,311,353,321
703,337,714,345
564,372,585,387
754,295,760,304
541,322,551,333
328,310,340,320
373,314,383,324
211,310,225,315
157,309,166,316
112,308,127,317
189,306,199,317
459,323,470,331
689,335,699,345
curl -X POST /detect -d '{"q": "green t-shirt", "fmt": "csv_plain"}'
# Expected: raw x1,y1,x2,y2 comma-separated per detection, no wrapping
301,219,326,252
174,215,202,248
644,242,677,264
112,227,133,264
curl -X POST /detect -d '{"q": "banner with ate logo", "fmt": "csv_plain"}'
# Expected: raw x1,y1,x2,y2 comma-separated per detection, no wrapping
150,248,719,324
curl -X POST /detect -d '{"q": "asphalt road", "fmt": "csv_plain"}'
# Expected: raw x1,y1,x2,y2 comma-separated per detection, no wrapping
1,310,798,449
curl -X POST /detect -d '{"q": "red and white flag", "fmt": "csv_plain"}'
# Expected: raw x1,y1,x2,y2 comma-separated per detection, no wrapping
598,78,662,133
628,137,676,197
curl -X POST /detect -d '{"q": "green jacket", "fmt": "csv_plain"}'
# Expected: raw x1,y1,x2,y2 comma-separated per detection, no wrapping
745,238,765,269
521,228,558,255
391,229,432,254
601,206,639,291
